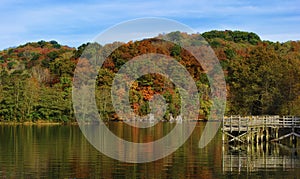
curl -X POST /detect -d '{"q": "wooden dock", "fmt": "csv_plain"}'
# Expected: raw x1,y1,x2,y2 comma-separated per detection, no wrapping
222,116,300,143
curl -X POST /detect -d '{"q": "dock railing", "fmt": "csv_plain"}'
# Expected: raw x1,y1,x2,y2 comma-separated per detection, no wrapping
222,115,300,143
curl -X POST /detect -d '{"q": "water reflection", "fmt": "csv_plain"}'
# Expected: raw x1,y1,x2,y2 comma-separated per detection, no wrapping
222,142,300,173
0,123,299,178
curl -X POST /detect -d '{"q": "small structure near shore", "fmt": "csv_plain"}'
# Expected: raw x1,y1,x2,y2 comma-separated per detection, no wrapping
222,115,300,144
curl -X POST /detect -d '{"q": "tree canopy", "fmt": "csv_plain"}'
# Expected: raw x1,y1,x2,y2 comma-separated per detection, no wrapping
0,31,299,122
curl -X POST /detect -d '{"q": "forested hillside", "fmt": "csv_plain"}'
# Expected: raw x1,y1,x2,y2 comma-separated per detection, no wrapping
0,30,299,122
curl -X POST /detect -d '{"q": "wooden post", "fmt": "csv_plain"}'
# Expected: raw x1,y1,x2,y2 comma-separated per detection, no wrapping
292,116,296,144
261,127,264,142
251,129,255,144
256,128,260,143
238,116,241,133
275,128,279,141
222,116,225,142
290,117,293,145
230,116,232,133
246,117,249,143
247,131,250,143
266,128,269,142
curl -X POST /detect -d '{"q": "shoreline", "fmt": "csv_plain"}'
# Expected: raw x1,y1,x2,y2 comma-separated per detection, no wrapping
0,121,78,126
0,119,208,126
0,119,207,125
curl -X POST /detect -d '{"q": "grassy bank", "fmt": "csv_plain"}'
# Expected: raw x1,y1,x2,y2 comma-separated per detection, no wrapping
0,120,78,125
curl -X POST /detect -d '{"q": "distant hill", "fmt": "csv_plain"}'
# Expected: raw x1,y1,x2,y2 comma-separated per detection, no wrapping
0,30,299,122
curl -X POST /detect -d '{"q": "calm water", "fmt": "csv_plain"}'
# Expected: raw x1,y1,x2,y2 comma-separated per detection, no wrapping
0,122,300,178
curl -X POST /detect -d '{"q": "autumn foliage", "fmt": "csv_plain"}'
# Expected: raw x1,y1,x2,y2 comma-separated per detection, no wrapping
0,31,300,122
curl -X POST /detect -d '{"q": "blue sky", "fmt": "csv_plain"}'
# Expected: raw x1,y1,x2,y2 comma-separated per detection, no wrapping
0,0,299,49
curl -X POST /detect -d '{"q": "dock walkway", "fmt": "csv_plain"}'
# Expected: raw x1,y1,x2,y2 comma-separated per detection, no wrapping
222,116,300,143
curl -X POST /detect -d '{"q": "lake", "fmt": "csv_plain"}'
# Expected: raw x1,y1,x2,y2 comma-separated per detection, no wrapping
0,122,300,178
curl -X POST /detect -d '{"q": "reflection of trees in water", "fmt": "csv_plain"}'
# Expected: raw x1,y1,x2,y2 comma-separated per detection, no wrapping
2,123,300,178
